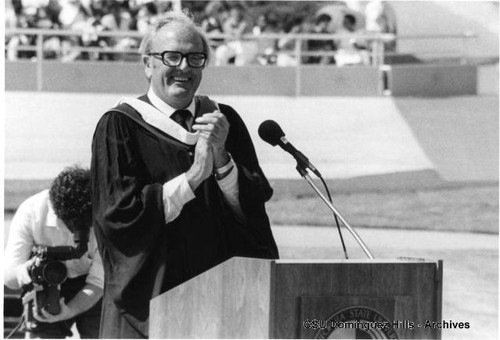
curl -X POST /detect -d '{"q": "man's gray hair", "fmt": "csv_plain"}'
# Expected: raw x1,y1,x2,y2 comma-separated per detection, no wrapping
138,9,211,65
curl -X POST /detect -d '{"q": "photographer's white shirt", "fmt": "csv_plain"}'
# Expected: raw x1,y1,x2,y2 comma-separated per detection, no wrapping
4,189,104,290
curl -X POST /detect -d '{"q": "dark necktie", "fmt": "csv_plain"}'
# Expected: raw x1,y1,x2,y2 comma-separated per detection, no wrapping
170,109,192,132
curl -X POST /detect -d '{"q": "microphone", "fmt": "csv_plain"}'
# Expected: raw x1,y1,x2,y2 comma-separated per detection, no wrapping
258,120,321,177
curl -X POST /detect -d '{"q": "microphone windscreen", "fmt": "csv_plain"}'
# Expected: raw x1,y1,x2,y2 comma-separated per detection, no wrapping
258,120,284,146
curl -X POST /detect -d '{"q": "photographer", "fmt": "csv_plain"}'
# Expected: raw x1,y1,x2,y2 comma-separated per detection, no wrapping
4,166,103,338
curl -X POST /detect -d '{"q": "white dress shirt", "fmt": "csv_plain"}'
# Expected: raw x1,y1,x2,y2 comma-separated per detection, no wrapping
147,88,242,223
4,190,104,290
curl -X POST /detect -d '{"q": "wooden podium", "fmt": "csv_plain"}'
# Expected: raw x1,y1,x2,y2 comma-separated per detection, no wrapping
149,257,442,339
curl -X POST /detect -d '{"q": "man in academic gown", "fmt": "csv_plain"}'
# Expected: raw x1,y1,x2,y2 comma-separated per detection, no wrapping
90,10,279,339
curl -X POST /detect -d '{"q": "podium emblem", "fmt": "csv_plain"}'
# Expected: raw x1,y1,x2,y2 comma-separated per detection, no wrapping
314,306,398,339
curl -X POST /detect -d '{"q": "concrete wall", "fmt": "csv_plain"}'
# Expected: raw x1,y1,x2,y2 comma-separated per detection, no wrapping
389,64,477,97
4,61,383,96
200,66,297,96
5,61,478,97
5,61,37,91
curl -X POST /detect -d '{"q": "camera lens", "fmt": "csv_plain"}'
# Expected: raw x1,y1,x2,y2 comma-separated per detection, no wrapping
42,261,68,285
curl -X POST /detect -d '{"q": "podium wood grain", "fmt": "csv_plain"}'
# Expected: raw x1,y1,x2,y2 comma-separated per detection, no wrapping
149,258,442,339
149,257,272,338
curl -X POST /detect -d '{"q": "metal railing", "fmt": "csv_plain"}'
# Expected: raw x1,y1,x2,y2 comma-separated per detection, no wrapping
5,28,476,65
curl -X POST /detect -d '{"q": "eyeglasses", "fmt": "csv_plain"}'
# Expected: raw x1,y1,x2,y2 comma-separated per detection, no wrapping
147,51,207,68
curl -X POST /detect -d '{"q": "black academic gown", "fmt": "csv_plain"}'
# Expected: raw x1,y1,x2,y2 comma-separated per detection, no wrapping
91,95,279,338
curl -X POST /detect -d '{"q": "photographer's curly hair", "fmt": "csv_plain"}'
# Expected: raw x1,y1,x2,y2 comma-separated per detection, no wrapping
49,165,92,232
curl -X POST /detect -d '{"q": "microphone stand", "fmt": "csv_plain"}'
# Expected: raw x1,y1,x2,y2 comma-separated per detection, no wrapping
295,163,375,260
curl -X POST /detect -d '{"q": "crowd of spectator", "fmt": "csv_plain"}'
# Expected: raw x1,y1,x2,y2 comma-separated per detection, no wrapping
5,0,397,66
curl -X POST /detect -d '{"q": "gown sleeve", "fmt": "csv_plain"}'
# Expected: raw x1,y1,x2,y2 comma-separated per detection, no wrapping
221,104,279,259
91,111,165,257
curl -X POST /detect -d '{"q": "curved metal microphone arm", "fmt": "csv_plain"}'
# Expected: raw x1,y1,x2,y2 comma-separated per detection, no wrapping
295,164,375,260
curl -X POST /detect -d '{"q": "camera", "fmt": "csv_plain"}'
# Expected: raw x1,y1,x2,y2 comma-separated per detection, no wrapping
22,230,89,330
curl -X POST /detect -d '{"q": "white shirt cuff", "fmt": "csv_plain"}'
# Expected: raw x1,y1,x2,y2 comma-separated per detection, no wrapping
163,173,196,223
86,267,104,289
85,249,104,289
215,155,235,176
216,163,238,195
216,163,244,220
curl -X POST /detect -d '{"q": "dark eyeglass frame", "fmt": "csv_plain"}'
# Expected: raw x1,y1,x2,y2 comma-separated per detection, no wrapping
147,51,207,68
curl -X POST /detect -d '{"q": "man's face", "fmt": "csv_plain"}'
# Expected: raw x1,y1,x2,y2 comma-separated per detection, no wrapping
145,25,204,109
